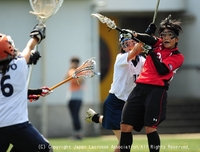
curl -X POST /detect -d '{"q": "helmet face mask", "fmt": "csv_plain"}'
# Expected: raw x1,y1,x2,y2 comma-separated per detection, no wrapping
119,32,132,43
0,34,15,62
119,33,132,48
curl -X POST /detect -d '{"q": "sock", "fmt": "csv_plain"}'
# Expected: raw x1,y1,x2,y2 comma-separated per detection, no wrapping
92,113,101,123
147,131,160,152
119,132,133,152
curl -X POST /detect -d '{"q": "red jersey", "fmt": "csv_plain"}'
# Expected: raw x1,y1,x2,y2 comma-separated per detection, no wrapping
136,38,184,87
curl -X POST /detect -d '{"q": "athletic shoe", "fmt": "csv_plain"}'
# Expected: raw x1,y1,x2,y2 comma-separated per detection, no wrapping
85,108,96,123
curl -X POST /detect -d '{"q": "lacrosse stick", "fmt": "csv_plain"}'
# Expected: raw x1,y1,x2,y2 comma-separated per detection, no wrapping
49,58,100,91
29,0,64,24
153,0,161,23
91,13,152,53
91,13,147,44
26,0,64,88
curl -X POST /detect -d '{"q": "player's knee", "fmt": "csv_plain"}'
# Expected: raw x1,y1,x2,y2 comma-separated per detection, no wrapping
120,124,133,132
145,126,157,134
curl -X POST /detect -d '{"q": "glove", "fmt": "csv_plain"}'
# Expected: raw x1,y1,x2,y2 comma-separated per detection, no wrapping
145,23,157,35
30,23,46,44
142,44,153,55
41,86,52,97
28,94,40,102
28,50,41,65
121,29,134,39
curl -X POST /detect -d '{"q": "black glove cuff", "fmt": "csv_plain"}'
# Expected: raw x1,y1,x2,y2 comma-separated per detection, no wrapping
28,51,41,65
28,89,42,96
92,113,101,123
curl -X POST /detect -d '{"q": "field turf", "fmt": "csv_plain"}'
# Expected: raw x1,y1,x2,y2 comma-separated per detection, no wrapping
7,133,200,152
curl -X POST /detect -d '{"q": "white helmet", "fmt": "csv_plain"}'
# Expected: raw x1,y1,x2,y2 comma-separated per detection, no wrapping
119,29,133,48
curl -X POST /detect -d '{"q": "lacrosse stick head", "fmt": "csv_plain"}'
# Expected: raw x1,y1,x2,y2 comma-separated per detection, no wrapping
91,13,117,30
29,0,64,24
72,58,100,79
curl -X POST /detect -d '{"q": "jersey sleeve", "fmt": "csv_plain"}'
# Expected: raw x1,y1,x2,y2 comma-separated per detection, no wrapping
153,37,162,48
162,53,184,71
115,53,129,67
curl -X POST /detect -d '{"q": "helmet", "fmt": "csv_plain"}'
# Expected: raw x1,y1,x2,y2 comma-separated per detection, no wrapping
119,29,133,47
0,34,15,62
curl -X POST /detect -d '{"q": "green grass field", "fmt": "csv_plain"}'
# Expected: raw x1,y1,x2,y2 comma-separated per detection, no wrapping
7,134,200,152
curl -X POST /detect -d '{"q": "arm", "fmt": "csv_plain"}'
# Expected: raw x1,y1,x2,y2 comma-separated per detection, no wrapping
21,38,38,63
132,32,157,46
149,52,169,75
127,42,143,61
28,88,42,96
21,24,46,63
28,87,52,102
122,29,157,46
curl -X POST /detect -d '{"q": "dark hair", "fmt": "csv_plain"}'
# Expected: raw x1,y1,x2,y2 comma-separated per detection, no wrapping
71,57,79,64
0,59,12,81
120,47,126,54
158,14,182,37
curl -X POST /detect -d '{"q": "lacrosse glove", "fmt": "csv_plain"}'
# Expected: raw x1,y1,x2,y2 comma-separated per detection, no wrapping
28,50,41,65
30,23,46,44
28,94,40,102
145,23,157,35
41,86,52,97
121,29,134,39
142,44,153,55
28,87,52,102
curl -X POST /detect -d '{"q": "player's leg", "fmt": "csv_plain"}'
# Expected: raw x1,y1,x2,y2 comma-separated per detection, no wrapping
85,108,103,123
9,121,53,152
144,86,167,152
112,130,121,152
0,129,10,152
101,94,125,152
120,85,144,152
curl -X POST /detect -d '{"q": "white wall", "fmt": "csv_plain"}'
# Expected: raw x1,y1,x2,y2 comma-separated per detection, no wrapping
168,0,200,98
95,0,186,12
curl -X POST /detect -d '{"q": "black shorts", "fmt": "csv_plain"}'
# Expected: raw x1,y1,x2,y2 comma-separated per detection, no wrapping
121,83,167,132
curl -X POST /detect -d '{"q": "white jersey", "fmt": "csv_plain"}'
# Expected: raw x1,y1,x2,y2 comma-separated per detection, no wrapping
109,53,145,101
0,56,29,127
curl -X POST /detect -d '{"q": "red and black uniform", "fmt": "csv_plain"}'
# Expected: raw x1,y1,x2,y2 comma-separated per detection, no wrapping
121,36,184,131
137,38,184,87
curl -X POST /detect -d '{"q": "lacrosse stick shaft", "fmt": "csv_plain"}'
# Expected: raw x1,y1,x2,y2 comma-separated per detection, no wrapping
152,0,160,23
115,27,142,43
116,27,122,32
26,64,34,88
50,77,73,90
26,44,38,88
49,57,98,91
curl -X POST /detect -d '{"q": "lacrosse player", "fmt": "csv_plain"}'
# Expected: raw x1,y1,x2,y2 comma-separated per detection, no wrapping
120,15,184,152
85,30,146,152
0,24,53,152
